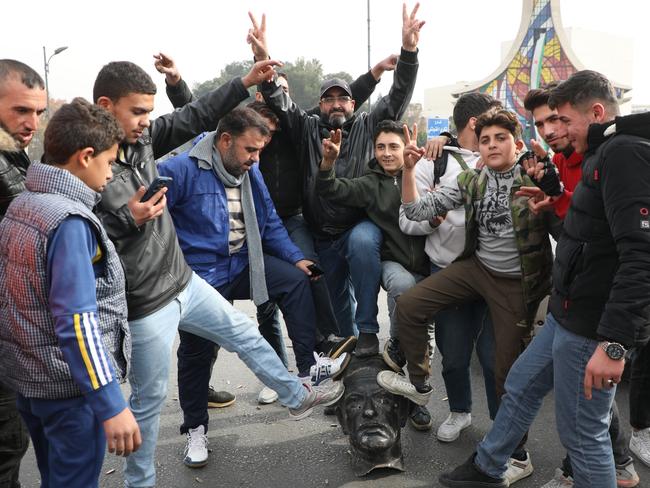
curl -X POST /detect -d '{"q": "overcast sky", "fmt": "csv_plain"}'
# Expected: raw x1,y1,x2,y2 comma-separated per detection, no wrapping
3,0,647,117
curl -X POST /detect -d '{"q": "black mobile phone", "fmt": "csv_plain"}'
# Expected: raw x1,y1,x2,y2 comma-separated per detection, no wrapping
307,263,325,277
140,176,173,202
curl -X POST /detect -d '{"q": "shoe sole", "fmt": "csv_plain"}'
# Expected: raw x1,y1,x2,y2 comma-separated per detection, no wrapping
439,474,507,487
258,395,278,405
207,398,236,408
409,417,433,431
329,337,357,359
629,442,650,468
289,384,345,421
506,465,533,484
437,421,472,442
376,372,431,406
617,478,640,488
382,344,405,373
329,353,351,382
183,457,209,468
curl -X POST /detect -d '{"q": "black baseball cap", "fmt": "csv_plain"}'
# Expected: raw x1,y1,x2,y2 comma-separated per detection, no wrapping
319,78,353,99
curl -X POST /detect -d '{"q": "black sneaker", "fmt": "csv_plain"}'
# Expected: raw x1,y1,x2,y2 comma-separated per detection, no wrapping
325,335,357,359
207,387,235,408
409,403,432,431
439,453,508,487
354,332,379,357
382,337,406,372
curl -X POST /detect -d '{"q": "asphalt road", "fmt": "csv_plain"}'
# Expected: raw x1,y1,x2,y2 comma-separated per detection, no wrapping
18,293,650,487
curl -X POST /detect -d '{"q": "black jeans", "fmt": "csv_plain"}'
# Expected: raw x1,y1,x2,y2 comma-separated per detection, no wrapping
630,340,650,430
0,383,29,488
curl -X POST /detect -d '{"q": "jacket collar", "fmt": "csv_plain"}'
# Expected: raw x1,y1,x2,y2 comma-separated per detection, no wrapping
0,126,20,153
188,131,217,170
25,162,100,210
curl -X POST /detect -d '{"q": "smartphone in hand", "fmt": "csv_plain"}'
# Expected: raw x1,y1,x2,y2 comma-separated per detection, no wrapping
307,263,325,277
140,176,173,203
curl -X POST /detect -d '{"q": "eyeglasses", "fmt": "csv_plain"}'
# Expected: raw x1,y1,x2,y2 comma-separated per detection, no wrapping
320,95,352,105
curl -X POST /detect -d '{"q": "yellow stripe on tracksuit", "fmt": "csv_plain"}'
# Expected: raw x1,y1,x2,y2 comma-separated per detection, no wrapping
73,313,99,390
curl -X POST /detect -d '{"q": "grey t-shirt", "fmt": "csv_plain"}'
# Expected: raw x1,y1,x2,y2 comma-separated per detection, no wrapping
402,164,521,276
475,166,520,276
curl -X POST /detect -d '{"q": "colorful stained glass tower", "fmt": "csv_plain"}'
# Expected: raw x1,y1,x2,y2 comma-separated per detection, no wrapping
453,0,630,139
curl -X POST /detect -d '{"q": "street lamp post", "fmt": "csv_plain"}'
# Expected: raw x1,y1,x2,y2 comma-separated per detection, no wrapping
43,46,68,115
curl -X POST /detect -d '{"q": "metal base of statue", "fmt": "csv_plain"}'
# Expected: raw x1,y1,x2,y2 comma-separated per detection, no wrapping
333,354,410,476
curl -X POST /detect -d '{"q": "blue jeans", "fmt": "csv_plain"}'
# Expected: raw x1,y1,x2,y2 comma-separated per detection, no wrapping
17,394,105,488
431,264,498,419
315,220,383,335
124,272,306,487
258,215,341,356
475,313,617,487
178,254,318,433
381,260,424,338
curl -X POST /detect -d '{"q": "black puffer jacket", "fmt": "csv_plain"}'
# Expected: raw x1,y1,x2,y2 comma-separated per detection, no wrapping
549,112,650,348
0,127,30,221
95,77,251,320
260,48,418,237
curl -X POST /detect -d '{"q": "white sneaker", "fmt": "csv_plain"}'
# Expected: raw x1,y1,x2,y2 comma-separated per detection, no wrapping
436,412,471,442
630,428,650,467
541,468,574,487
310,352,350,385
183,425,208,468
505,452,534,484
258,386,279,404
375,370,433,406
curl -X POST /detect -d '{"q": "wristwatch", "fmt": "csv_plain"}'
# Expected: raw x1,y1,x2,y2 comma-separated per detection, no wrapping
599,341,627,361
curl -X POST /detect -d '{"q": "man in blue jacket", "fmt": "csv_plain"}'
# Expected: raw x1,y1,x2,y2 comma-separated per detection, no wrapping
159,107,348,468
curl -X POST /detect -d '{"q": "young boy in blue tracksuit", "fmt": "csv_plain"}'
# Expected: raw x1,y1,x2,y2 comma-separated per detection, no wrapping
0,98,140,488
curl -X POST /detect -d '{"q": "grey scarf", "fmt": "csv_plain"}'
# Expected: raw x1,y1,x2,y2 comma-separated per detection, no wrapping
190,133,269,305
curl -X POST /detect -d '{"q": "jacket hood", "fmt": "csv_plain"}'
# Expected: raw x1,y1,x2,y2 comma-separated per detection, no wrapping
0,126,20,153
588,111,650,151
368,157,403,177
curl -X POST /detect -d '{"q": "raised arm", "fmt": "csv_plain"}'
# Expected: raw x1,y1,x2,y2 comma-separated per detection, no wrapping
248,12,312,146
368,3,424,129
150,59,281,159
401,124,462,221
154,52,194,109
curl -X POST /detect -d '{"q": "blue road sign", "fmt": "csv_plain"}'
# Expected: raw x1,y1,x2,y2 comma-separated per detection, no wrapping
427,117,449,138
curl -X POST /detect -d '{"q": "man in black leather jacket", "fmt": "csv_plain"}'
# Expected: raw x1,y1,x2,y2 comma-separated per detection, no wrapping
0,59,46,488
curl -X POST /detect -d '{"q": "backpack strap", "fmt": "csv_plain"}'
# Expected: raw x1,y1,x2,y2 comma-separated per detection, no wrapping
449,151,470,171
433,150,470,186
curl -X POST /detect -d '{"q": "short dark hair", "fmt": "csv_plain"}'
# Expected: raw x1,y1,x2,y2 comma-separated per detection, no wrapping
246,101,280,128
0,59,44,90
43,98,124,165
373,120,407,144
475,108,522,140
523,82,560,112
216,107,270,140
548,70,619,115
453,92,502,132
93,61,156,102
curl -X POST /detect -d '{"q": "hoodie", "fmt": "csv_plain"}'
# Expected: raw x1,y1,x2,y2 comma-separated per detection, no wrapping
399,146,479,268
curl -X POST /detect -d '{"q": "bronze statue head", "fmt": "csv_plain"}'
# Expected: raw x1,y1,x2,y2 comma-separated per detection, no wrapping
334,355,410,476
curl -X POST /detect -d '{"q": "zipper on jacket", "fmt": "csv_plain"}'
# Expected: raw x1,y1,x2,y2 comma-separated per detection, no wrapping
393,176,398,186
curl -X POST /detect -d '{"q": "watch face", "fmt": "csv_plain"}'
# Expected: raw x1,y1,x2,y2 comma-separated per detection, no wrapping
606,343,625,360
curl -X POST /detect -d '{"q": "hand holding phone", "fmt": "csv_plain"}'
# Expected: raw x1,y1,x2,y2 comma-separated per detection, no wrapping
307,263,325,277
140,176,173,202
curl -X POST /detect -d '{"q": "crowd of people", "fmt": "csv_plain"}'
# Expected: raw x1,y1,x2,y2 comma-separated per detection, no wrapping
0,3,649,488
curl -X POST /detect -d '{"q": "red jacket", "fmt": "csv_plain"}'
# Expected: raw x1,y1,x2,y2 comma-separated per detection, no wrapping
552,150,583,219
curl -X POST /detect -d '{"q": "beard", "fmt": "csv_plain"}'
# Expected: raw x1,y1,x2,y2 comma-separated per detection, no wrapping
222,146,245,177
321,109,351,129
